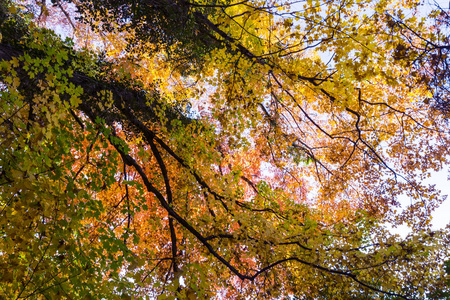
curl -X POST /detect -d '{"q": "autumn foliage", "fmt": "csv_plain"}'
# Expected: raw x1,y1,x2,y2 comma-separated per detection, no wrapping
1,0,450,298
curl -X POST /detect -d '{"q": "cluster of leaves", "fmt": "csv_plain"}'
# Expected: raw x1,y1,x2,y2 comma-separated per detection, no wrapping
1,0,450,299
0,4,143,298
415,5,450,116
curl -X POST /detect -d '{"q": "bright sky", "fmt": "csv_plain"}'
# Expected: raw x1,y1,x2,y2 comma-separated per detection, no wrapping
389,170,450,237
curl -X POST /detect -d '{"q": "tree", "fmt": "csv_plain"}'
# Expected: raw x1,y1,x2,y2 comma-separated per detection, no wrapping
1,0,450,299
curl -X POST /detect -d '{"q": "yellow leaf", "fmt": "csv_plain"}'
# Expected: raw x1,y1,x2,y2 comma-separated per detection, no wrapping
11,169,22,179
8,6,17,14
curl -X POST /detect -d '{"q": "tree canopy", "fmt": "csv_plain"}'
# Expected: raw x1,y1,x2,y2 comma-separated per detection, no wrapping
1,0,450,298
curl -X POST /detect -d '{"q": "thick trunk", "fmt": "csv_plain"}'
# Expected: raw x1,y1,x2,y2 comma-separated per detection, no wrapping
0,42,192,128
